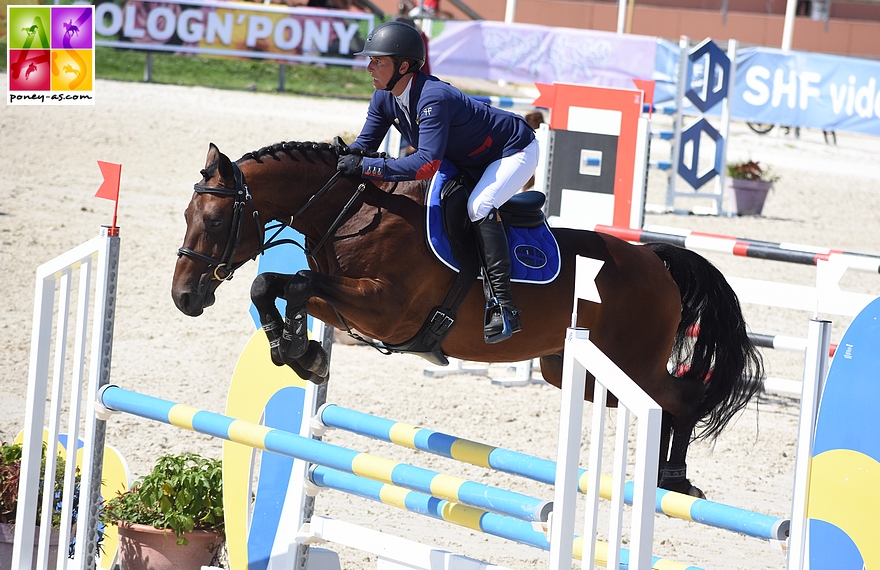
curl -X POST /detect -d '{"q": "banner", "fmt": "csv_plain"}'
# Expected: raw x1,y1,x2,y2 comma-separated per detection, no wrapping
94,0,373,66
733,47,880,136
429,21,658,91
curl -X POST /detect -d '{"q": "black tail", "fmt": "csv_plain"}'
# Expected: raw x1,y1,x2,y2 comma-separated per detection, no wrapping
649,242,764,441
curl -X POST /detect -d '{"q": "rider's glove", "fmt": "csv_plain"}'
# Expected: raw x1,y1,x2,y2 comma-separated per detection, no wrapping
337,154,363,176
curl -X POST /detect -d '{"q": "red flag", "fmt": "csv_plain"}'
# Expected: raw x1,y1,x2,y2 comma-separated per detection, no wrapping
96,161,121,201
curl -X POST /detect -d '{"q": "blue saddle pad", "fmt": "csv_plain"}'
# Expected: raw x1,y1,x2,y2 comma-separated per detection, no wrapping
425,162,561,285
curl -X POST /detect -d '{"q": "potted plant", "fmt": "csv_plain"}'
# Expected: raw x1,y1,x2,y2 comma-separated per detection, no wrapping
0,441,79,570
725,159,780,216
100,452,224,570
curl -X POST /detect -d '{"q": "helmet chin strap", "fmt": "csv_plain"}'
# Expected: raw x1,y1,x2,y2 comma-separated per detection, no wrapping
383,57,408,92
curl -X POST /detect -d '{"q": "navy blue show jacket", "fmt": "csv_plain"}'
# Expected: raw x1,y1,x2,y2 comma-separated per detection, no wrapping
349,72,535,182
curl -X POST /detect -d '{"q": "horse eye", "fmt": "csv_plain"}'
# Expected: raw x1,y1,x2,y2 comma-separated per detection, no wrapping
206,219,223,230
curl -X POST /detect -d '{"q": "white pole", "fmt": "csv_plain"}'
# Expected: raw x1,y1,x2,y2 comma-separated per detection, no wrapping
781,0,798,50
548,328,589,569
504,0,517,23
717,38,737,215
787,318,832,569
498,0,517,88
617,0,626,33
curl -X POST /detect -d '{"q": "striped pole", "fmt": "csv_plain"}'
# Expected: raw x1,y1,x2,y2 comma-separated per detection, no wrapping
310,466,705,570
97,386,551,523
97,386,704,568
310,466,549,550
595,224,880,272
687,325,837,357
317,404,789,542
749,332,837,356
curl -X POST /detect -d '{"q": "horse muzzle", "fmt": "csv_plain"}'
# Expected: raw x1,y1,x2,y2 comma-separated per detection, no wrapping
171,274,219,316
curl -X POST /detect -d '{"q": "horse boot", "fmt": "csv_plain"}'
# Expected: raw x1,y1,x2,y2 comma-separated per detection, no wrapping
282,303,310,360
476,209,522,344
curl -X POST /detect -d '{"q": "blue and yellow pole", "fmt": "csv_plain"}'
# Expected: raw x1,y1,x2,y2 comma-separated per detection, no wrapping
310,466,704,570
318,404,789,542
98,386,550,523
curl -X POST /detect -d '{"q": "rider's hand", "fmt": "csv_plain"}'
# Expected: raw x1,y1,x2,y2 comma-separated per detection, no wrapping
337,154,363,176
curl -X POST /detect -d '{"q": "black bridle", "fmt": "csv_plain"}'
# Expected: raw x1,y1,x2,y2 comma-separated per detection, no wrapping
177,158,360,282
177,161,264,281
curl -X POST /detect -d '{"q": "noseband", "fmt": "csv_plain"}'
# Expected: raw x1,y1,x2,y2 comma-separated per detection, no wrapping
177,161,265,281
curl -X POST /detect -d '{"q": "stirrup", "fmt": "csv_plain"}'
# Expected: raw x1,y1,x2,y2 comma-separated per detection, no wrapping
483,299,521,344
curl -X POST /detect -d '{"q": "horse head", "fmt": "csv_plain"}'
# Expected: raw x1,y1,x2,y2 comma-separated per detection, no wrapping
172,143,265,316
172,140,357,317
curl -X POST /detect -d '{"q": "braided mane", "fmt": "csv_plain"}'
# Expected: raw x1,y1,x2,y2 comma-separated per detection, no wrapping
240,141,336,164
239,140,386,164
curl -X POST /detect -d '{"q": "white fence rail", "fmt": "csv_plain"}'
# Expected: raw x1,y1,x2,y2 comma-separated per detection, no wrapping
549,256,662,570
13,227,119,570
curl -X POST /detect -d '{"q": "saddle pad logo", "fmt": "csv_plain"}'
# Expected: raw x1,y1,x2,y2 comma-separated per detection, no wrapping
513,244,548,269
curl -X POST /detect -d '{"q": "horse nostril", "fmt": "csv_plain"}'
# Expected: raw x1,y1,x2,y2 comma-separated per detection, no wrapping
173,289,192,313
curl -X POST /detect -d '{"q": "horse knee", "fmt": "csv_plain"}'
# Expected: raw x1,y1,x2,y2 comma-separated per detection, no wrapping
251,272,288,309
283,270,313,306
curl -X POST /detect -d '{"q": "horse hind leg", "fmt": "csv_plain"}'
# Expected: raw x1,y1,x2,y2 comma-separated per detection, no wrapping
658,410,706,498
544,352,709,497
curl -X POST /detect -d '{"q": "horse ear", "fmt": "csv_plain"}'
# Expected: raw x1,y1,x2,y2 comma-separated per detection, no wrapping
204,142,234,184
205,143,220,170
217,148,235,184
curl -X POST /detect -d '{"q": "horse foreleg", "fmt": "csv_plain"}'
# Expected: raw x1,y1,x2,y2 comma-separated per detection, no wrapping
289,340,329,384
251,272,289,366
251,272,329,384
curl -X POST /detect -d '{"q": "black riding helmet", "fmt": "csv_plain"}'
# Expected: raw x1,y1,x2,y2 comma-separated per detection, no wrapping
356,21,426,92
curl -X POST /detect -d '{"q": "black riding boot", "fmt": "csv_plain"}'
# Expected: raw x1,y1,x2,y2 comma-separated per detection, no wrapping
476,209,522,344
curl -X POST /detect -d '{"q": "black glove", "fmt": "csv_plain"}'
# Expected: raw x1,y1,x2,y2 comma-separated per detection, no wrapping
337,154,363,176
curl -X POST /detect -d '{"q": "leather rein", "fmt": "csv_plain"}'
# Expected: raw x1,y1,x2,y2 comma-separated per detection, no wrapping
177,159,361,282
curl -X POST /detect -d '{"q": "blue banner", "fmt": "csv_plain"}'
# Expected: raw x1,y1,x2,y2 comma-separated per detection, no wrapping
429,24,880,137
732,47,880,136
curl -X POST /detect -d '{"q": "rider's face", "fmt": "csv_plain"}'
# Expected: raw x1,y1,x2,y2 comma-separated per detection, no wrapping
366,56,398,91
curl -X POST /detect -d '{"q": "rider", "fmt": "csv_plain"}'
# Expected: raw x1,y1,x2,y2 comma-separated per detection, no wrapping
338,20,539,344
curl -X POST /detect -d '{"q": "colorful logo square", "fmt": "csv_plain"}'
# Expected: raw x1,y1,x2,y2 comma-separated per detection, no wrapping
7,5,95,105
8,6,51,49
51,50,93,91
8,49,51,91
51,6,93,50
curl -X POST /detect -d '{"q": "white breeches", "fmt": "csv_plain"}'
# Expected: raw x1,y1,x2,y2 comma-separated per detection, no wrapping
467,138,540,222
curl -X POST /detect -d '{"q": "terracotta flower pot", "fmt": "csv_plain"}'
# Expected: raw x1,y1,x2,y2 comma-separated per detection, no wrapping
116,522,221,570
725,178,773,216
0,522,61,570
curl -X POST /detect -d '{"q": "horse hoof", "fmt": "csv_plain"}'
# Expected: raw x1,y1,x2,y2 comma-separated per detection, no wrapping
687,485,706,499
308,372,329,385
